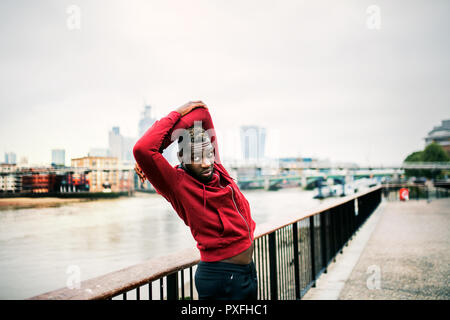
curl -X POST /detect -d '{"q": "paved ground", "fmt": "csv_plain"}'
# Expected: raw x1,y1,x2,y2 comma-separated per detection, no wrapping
304,198,450,300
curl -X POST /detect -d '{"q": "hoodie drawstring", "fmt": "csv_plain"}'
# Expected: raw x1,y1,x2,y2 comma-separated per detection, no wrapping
202,184,206,216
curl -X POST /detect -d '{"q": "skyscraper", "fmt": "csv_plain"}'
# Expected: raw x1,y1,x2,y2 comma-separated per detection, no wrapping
109,126,122,161
137,104,177,165
108,127,137,166
4,152,17,164
240,126,266,162
138,105,156,137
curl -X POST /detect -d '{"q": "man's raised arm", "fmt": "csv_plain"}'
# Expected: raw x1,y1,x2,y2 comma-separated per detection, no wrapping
132,101,210,199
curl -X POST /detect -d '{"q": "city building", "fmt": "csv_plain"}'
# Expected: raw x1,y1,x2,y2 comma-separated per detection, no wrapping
0,163,17,174
108,127,137,166
18,156,28,167
51,149,66,167
138,104,156,137
71,156,132,192
0,164,20,193
21,170,57,194
137,103,177,165
424,119,450,155
240,126,266,163
109,126,123,162
4,152,16,164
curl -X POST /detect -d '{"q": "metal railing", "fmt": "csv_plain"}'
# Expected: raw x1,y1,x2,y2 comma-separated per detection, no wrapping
382,183,450,201
30,186,383,300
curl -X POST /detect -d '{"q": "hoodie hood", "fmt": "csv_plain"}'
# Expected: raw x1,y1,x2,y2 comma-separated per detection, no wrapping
177,162,236,218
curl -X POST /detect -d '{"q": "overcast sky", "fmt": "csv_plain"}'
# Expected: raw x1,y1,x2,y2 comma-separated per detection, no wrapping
0,0,449,167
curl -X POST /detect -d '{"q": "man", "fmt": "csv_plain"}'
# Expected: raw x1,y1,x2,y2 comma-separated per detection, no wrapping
133,101,257,300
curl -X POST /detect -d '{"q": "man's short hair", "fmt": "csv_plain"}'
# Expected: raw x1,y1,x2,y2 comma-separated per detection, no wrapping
177,126,212,159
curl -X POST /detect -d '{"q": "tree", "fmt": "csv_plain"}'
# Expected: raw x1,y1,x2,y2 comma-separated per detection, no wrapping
422,142,450,162
422,143,450,179
404,143,450,179
404,151,424,178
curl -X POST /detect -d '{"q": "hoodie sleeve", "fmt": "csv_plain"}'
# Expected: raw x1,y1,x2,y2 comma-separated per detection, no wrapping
133,110,183,200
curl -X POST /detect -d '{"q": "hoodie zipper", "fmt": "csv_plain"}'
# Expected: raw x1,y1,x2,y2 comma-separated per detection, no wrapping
212,172,252,242
227,185,252,242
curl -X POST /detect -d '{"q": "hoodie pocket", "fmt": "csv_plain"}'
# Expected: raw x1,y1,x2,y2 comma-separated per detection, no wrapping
188,206,225,250
217,204,248,246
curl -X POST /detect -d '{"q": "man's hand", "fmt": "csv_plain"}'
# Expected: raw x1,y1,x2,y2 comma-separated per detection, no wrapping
135,163,146,184
175,100,208,117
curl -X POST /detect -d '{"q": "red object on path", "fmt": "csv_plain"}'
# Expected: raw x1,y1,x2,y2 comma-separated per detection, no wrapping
399,188,409,201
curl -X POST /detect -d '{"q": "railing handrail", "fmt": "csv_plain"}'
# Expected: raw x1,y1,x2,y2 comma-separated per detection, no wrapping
29,247,201,300
29,185,382,300
255,185,381,238
382,183,446,188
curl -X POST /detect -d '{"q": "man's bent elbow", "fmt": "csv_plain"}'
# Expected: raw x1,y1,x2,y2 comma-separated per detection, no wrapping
133,143,145,163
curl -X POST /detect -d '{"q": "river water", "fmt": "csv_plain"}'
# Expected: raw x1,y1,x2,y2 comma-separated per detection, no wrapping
0,187,338,299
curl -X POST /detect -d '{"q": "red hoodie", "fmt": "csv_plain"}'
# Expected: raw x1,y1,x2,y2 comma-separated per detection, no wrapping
132,108,256,262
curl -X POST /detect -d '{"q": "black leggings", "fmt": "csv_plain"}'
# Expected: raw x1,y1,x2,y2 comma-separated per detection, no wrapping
195,261,258,300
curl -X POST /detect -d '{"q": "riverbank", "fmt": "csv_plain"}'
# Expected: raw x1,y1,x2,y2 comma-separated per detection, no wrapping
0,191,139,210
0,192,155,211
0,197,95,210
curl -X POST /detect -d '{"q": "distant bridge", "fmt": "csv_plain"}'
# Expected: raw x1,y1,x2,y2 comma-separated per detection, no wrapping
399,162,450,170
233,162,450,190
227,161,450,170
236,172,388,191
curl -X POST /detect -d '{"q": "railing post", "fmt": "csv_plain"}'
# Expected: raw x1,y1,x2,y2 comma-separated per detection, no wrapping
292,223,301,299
343,202,349,247
268,232,278,300
349,200,355,239
167,273,178,300
338,205,344,254
331,208,337,261
357,197,362,229
320,212,327,274
309,216,316,287
347,201,352,243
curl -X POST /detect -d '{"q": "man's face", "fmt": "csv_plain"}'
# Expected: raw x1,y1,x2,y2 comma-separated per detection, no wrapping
182,141,215,182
